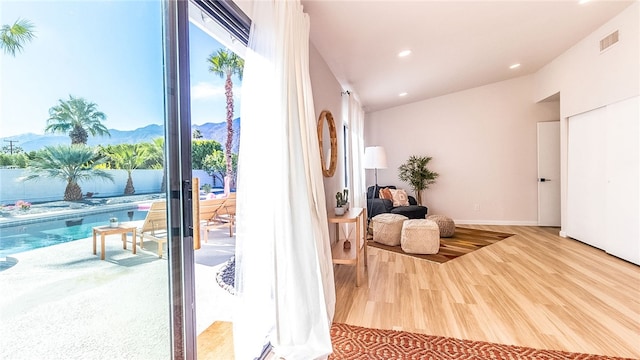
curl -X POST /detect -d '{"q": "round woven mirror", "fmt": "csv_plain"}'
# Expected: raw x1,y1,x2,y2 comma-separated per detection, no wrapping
317,110,337,177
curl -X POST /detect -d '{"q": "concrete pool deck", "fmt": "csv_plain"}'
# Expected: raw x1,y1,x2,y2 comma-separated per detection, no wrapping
0,225,235,359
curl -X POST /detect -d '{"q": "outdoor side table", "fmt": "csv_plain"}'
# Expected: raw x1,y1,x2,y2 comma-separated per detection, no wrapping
92,225,137,260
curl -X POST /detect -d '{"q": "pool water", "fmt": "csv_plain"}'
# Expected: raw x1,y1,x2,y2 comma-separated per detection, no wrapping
0,209,147,257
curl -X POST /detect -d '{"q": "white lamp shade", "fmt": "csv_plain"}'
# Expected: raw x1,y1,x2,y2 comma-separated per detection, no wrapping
364,146,388,169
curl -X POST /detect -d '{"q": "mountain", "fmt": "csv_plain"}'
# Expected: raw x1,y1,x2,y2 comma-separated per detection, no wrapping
192,118,240,153
1,118,240,153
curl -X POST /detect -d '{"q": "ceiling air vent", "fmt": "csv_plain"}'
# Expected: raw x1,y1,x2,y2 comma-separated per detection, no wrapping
600,30,619,52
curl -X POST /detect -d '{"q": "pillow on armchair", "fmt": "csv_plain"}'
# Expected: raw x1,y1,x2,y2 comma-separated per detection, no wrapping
379,187,393,201
389,189,410,207
368,185,396,199
368,185,415,204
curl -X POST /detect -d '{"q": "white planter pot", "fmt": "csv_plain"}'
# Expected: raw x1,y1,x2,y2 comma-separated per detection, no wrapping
334,207,345,216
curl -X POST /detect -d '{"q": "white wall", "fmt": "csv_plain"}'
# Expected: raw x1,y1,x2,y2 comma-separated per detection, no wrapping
534,2,639,115
365,75,559,225
0,169,163,203
309,44,346,217
532,2,639,235
193,170,223,188
309,43,347,243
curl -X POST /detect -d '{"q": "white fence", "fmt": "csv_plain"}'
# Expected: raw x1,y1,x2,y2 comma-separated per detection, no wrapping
1,169,227,204
0,169,164,204
192,169,224,189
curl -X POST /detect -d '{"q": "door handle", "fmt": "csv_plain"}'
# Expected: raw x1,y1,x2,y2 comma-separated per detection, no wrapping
539,178,551,182
182,179,194,237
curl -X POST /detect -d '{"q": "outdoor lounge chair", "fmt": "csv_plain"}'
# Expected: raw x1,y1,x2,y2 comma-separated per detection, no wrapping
216,197,236,237
199,197,228,242
137,200,168,258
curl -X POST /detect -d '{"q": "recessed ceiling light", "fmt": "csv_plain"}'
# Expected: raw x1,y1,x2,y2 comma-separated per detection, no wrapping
398,50,412,57
579,0,590,4
399,92,408,97
509,63,521,69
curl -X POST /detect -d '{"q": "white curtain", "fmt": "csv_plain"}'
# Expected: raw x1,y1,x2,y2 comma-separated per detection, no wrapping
233,1,335,359
348,95,366,209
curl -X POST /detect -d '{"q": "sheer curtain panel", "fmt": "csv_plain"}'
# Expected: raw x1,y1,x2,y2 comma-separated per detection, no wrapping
233,1,335,359
348,95,366,209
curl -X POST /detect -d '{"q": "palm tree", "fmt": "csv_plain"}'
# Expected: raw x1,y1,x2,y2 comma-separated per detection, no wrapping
21,145,114,201
1,18,35,56
141,138,165,169
144,138,166,192
103,144,149,195
45,95,110,145
207,48,243,194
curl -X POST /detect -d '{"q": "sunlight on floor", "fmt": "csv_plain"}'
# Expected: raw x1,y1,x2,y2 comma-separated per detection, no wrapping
195,226,236,335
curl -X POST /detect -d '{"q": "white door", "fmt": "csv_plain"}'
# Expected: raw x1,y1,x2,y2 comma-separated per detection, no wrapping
537,121,561,226
566,109,607,249
604,96,640,264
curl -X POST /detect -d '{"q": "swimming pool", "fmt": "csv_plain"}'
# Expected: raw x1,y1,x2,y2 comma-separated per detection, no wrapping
0,209,148,257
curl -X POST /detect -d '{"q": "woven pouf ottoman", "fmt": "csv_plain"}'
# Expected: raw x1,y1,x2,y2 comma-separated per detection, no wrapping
427,214,456,238
371,213,408,246
401,219,440,254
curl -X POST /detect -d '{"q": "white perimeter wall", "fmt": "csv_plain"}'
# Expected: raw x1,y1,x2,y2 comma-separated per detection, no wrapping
0,169,163,203
365,76,559,225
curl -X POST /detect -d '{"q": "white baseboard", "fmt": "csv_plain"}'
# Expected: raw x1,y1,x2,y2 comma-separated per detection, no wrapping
559,230,568,238
454,220,539,226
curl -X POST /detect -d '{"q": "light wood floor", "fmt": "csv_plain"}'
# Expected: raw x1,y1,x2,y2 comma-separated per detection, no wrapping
197,321,234,359
334,225,640,358
199,225,640,358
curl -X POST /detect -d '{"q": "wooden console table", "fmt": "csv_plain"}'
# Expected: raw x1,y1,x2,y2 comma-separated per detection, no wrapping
328,207,367,286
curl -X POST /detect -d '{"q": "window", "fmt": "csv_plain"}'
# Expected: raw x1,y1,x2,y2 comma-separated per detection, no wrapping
343,123,350,188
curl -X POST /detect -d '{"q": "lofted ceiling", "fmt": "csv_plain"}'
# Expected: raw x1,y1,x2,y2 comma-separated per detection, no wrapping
301,0,635,112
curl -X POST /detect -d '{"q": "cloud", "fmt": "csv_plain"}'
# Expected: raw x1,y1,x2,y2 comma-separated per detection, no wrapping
191,82,243,100
191,82,224,100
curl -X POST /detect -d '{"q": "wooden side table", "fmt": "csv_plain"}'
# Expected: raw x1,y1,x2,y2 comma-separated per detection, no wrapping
92,225,137,260
328,207,367,286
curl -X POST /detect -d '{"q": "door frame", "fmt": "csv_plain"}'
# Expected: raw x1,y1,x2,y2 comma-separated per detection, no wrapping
164,0,197,358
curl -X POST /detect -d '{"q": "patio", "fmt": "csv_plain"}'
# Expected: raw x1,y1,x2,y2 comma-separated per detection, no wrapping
0,214,235,359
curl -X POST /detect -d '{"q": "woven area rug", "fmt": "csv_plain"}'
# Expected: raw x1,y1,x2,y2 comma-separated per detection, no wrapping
329,323,632,360
367,227,513,264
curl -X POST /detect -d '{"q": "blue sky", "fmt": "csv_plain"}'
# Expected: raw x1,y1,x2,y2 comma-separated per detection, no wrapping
0,0,241,138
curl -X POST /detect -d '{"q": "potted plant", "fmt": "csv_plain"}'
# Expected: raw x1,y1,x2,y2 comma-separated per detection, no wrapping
335,191,347,215
109,217,119,228
15,200,31,211
398,155,439,205
342,189,349,210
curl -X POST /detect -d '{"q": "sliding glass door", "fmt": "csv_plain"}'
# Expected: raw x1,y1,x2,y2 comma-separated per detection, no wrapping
0,0,195,358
